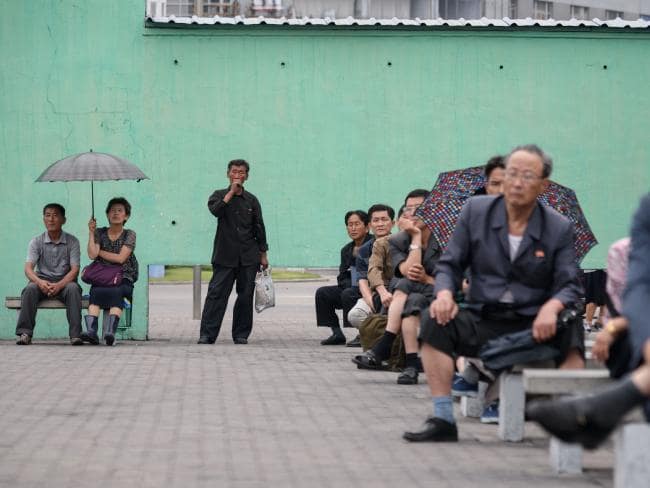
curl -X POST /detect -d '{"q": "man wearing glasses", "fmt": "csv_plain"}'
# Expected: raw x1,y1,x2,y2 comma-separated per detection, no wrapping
403,144,584,442
352,189,441,385
198,159,268,345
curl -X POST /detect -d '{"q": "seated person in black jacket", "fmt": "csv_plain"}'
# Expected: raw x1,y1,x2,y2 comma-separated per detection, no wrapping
316,210,370,345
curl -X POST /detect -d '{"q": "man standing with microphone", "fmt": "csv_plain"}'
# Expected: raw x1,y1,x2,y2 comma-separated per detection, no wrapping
198,159,269,345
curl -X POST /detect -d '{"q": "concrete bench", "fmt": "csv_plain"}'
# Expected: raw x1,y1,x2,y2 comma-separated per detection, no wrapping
5,295,132,335
499,368,611,443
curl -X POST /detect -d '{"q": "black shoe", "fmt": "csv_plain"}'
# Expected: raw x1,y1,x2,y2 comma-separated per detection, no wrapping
233,338,248,344
397,366,419,385
346,334,362,347
403,417,458,442
197,336,216,344
351,350,387,370
526,396,617,449
320,334,346,346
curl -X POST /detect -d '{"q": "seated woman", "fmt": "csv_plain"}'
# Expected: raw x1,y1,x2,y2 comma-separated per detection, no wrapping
81,197,138,346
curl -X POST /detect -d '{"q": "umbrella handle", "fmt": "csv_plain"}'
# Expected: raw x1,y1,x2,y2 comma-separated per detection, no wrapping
91,181,94,219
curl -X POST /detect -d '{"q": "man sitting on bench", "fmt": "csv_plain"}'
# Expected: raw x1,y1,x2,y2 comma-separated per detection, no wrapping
403,144,585,442
15,203,83,346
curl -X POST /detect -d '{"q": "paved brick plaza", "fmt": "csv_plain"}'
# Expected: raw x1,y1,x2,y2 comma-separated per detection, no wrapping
0,279,613,487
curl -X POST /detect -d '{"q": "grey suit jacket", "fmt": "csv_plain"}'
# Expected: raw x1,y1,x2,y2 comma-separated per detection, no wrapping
434,195,582,316
623,193,650,367
389,230,441,278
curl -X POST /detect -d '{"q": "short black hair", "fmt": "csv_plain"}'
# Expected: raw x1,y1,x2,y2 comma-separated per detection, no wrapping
367,204,395,220
43,203,65,218
397,205,405,218
106,197,132,217
404,189,429,204
484,155,505,178
345,210,369,226
228,159,250,173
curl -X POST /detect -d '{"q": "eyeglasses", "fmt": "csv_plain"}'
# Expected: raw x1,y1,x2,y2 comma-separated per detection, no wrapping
230,169,247,176
505,170,542,184
371,217,392,223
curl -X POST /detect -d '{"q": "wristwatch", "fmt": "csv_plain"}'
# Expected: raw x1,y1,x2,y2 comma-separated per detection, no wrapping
409,244,421,251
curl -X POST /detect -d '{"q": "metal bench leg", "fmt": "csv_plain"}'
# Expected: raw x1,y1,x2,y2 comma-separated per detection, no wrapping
498,372,525,441
615,423,650,488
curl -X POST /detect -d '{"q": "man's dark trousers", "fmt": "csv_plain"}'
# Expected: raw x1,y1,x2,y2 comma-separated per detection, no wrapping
200,263,258,340
15,282,82,338
315,285,360,328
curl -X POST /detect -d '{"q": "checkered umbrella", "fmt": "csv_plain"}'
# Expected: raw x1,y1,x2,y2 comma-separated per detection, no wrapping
36,151,148,218
415,166,597,262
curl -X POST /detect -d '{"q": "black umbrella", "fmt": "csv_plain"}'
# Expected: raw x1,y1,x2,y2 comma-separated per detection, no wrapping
35,151,149,217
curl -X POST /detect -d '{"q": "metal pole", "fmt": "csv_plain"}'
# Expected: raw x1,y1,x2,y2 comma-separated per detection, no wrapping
193,265,202,320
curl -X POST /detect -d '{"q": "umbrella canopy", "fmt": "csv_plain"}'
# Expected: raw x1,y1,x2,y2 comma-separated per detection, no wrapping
35,151,149,218
36,151,148,182
415,165,597,262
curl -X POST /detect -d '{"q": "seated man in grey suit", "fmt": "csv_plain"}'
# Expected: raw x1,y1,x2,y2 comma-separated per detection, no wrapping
404,144,585,442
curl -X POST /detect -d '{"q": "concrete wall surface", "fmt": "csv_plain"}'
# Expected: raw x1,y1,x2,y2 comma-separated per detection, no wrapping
2,0,649,338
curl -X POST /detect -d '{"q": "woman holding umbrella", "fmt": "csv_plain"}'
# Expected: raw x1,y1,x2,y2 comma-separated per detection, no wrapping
81,197,139,346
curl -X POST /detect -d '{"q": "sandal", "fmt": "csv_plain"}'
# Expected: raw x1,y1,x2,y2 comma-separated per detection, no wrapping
351,350,387,370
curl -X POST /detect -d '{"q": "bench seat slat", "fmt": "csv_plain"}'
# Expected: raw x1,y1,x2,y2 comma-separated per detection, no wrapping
523,368,611,395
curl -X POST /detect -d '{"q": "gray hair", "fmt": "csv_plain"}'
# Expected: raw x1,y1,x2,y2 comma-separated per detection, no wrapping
505,144,553,178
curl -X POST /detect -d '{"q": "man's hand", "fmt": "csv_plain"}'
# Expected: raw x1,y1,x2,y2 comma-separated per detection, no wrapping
532,302,560,342
48,281,65,297
592,317,627,362
230,180,243,194
592,329,615,362
378,289,393,309
88,218,96,233
429,290,458,326
406,263,428,283
260,252,269,270
37,279,52,295
402,218,421,236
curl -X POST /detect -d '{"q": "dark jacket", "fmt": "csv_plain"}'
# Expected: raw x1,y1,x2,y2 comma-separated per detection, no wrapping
434,195,582,316
208,188,268,267
337,235,372,289
388,230,441,278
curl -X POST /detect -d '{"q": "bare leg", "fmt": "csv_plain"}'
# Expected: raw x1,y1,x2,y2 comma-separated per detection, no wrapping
88,304,101,317
422,342,455,396
401,315,420,354
559,348,585,369
385,291,407,334
585,302,596,324
109,306,122,317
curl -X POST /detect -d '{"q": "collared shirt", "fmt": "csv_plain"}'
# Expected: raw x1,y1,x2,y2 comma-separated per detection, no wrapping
434,195,582,316
208,187,268,267
367,236,394,291
26,231,80,282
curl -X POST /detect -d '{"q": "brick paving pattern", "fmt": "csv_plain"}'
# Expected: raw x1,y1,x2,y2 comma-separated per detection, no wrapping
0,279,614,487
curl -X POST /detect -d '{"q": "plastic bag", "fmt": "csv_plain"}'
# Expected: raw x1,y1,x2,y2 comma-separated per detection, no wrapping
254,267,275,313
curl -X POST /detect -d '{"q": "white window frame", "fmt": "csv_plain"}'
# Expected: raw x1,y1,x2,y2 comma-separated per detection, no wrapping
533,0,553,20
570,5,590,20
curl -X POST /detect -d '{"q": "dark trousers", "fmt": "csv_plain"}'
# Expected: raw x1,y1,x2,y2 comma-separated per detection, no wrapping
315,285,360,328
15,282,82,338
200,263,258,340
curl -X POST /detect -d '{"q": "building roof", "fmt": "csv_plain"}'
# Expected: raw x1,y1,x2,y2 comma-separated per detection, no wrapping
145,15,650,29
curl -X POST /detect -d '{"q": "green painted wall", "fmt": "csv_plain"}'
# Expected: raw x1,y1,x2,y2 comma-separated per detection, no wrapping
2,1,649,339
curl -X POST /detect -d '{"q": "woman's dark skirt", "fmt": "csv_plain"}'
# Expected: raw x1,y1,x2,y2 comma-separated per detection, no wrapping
89,279,133,309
